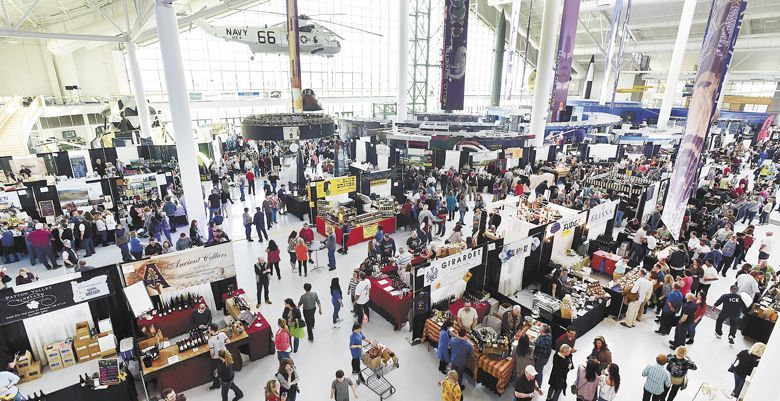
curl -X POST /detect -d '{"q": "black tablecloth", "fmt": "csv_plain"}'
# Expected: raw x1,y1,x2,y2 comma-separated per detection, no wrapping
44,378,137,401
286,196,310,222
742,313,774,343
553,300,608,336
604,286,625,318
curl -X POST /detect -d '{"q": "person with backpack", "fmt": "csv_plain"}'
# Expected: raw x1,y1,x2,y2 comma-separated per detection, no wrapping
274,319,292,361
665,346,697,401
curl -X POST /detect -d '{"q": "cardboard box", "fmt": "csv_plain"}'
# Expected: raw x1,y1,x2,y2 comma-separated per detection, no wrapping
19,361,42,382
57,341,75,360
15,350,32,370
74,338,99,362
61,355,76,368
98,318,113,334
75,321,91,341
44,344,63,363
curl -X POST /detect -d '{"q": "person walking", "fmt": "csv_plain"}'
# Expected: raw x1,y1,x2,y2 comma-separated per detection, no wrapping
730,343,764,398
438,370,462,401
322,227,337,271
598,363,621,401
274,319,292,361
354,271,371,324
546,344,574,401
266,240,282,280
665,346,697,401
685,292,707,345
298,283,323,341
671,293,697,349
28,224,58,270
621,269,652,328
207,323,229,390
437,320,453,374
457,194,468,225
254,256,272,307
295,238,309,277
215,350,243,401
349,323,366,381
714,285,745,344
275,358,300,401
330,370,358,401
448,327,473,389
573,360,600,401
242,208,254,242
532,323,553,386
282,299,305,353
642,354,671,401
253,207,268,242
287,231,298,272
718,235,738,277
330,278,343,328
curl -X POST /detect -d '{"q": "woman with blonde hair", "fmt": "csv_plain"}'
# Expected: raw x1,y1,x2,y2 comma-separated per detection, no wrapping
730,342,764,397
665,346,697,400
438,370,462,401
215,349,243,401
274,318,292,361
264,379,285,401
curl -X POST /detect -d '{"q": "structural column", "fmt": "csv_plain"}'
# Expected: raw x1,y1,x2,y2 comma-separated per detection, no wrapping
154,0,207,230
397,0,409,122
529,0,561,147
657,0,697,130
489,9,506,107
126,43,154,140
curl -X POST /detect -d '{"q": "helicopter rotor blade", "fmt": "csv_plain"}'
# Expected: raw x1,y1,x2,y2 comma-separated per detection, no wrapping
312,19,382,37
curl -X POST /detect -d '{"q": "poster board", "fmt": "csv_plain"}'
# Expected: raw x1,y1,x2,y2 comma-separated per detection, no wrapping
10,157,47,177
0,191,22,209
123,281,154,317
98,358,120,385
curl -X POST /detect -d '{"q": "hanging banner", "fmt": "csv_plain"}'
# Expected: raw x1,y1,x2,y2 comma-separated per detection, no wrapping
122,242,236,296
587,200,618,227
502,0,522,101
424,247,484,288
471,150,500,166
549,0,581,122
315,176,357,197
662,0,746,240
440,0,469,110
599,0,624,105
546,213,586,237
610,0,633,104
506,148,524,159
0,274,112,325
500,235,540,262
286,0,303,112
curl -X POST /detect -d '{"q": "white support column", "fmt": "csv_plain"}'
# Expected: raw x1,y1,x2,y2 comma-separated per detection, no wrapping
154,0,207,231
529,0,561,147
126,42,154,140
397,0,409,122
716,70,730,111
657,0,697,130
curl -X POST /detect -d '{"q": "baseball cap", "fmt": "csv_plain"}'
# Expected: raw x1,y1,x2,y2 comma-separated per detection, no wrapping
525,365,538,376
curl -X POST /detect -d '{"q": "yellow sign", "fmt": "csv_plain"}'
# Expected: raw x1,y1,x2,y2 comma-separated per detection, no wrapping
363,223,378,239
506,148,524,159
315,176,356,198
370,179,389,187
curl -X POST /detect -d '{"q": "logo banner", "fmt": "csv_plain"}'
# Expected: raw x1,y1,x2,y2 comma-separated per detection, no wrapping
440,0,469,110
549,0,581,121
587,200,618,227
122,242,236,296
0,274,112,325
662,0,746,240
424,247,484,288
546,213,586,237
315,176,357,197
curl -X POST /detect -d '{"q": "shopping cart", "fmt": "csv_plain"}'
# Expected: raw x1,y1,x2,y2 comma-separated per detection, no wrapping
358,340,400,400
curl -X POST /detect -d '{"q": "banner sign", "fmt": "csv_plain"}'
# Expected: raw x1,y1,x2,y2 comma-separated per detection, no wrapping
505,148,524,159
363,223,378,240
424,247,484,288
286,0,303,112
502,0,522,101
315,176,357,198
440,0,469,110
0,274,112,325
546,213,586,237
501,235,540,262
471,150,500,166
587,200,618,227
662,0,746,240
122,242,235,296
549,0,581,121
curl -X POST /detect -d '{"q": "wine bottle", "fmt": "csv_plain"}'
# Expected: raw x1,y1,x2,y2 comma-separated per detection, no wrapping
176,296,183,311
40,391,47,401
160,300,167,316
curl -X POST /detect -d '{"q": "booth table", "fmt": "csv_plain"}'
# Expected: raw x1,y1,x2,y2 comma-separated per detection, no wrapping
137,302,201,338
315,216,396,247
367,277,413,330
449,299,491,324
552,300,608,336
286,195,311,222
742,312,774,343
45,378,137,401
590,251,620,275
422,318,514,395
223,289,275,360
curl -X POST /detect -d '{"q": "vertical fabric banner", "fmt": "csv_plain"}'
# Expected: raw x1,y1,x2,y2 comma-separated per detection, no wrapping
286,0,303,112
440,0,469,110
502,0,522,101
549,0,581,122
610,0,633,104
662,0,746,240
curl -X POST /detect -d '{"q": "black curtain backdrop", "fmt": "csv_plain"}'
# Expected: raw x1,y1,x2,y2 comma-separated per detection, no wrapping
53,152,73,177
87,266,134,339
522,228,548,289
367,143,378,167
433,150,445,169
0,318,31,363
484,238,504,294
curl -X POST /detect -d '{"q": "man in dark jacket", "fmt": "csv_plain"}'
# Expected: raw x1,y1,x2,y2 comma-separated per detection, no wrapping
253,207,268,242
714,285,746,344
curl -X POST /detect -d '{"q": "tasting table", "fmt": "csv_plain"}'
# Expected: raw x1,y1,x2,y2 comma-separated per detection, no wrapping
285,195,311,222
137,302,201,338
44,377,137,401
315,215,396,247
367,276,413,330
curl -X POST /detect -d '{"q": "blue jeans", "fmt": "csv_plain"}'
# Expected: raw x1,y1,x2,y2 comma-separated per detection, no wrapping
332,299,341,324
687,319,700,340
272,208,278,223
534,358,547,386
163,229,172,243
328,248,336,269
733,372,746,397
209,207,220,222
277,351,290,361
615,210,625,227
239,185,245,200
13,392,25,401
119,243,131,261
458,210,466,224
245,224,252,240
82,237,95,256
255,225,268,241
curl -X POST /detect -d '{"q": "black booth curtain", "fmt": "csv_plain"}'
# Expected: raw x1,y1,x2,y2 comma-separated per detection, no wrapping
87,266,134,340
523,228,548,289
366,143,378,167
53,152,74,177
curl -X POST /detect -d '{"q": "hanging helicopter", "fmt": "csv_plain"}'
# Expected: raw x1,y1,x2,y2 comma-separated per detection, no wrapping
196,12,380,60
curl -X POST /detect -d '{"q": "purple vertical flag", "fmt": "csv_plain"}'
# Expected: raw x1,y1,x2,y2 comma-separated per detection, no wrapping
550,0,581,122
441,0,469,111
662,0,746,240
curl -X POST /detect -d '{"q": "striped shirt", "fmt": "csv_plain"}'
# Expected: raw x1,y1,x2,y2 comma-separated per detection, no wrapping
642,363,671,395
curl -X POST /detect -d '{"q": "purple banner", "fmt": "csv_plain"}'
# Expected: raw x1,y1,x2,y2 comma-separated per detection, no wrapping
662,0,746,240
549,0,581,122
441,0,469,111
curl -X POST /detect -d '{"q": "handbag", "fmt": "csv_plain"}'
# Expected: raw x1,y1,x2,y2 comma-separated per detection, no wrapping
1,274,10,284
296,317,306,329
728,358,738,373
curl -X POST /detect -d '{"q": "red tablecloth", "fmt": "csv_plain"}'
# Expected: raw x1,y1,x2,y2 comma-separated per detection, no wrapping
315,216,397,247
449,299,490,324
380,256,428,274
137,303,200,338
591,250,620,274
245,311,274,360
367,277,413,330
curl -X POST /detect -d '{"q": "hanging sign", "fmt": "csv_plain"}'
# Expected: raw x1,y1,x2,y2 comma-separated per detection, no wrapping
587,200,618,227
440,0,469,110
546,213,586,237
315,176,356,198
549,0,581,121
500,235,540,262
424,247,484,288
0,274,112,325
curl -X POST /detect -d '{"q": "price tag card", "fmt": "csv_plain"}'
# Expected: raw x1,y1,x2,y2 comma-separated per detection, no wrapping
167,355,180,365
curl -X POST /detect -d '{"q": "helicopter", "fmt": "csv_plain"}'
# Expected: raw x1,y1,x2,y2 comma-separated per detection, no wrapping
196,13,380,60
